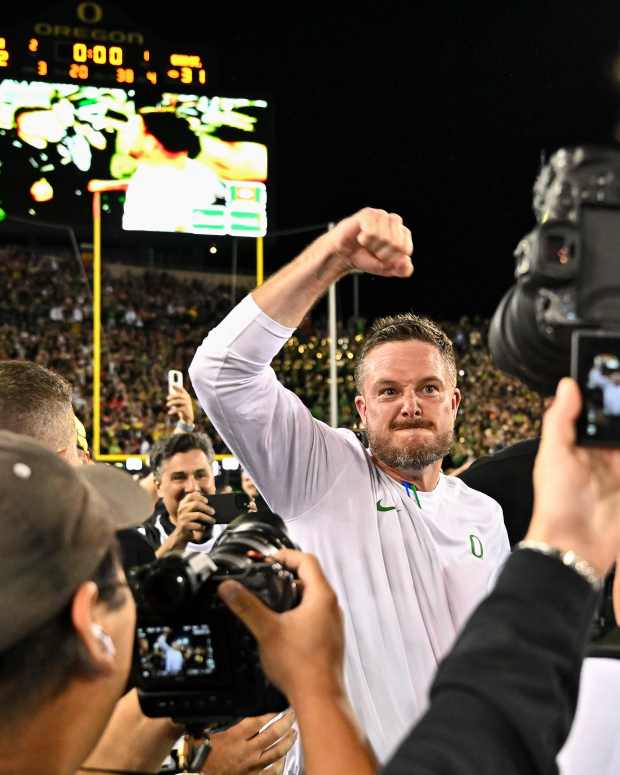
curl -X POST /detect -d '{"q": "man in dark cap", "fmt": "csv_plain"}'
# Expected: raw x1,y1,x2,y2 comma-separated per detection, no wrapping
0,361,296,774
0,430,151,775
0,429,296,774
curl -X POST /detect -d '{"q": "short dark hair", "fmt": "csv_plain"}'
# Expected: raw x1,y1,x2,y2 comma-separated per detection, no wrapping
141,112,200,158
354,313,457,393
0,541,125,722
151,432,215,481
0,361,74,449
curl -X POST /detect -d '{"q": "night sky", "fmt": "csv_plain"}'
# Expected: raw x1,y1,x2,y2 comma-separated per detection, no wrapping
16,1,620,321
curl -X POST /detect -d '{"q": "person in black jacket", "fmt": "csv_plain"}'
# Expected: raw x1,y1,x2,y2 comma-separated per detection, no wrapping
217,377,620,775
458,436,618,642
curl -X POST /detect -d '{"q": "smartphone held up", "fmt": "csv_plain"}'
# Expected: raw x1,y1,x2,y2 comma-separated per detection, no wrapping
572,331,620,446
168,369,183,396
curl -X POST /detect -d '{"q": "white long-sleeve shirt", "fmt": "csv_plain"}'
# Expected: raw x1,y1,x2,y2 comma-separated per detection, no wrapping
189,294,510,764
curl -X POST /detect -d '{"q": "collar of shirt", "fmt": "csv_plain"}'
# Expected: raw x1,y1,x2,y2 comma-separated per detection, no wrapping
370,452,441,492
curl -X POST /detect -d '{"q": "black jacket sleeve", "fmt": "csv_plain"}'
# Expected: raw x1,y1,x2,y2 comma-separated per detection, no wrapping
383,550,599,775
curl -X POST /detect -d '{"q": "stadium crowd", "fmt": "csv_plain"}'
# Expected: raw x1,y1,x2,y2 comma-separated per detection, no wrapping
0,245,542,460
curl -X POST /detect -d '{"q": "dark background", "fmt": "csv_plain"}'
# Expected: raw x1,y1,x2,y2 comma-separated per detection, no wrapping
11,1,620,321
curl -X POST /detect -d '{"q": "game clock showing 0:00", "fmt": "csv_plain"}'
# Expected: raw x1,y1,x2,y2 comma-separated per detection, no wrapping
63,42,207,87
0,34,209,89
65,42,133,83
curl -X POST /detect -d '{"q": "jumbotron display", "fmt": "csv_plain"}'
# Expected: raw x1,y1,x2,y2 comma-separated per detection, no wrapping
0,79,268,236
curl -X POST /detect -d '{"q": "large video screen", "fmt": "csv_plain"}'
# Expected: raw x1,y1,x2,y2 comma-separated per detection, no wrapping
0,79,268,236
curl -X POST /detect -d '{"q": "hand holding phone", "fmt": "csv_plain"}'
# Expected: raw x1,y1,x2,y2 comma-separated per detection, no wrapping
572,330,620,446
208,492,252,523
166,371,196,427
169,492,216,549
168,369,183,396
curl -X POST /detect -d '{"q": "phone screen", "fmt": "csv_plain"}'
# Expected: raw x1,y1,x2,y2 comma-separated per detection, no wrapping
572,330,620,446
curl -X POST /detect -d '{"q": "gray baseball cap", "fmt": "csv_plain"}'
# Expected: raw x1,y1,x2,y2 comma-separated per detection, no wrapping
0,430,151,652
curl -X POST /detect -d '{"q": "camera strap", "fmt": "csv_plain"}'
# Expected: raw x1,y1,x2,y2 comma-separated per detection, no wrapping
182,733,212,771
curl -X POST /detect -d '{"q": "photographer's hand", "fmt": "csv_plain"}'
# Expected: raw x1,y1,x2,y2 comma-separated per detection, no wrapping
155,493,215,557
167,384,195,426
203,711,296,774
219,550,344,699
526,377,620,577
218,549,376,775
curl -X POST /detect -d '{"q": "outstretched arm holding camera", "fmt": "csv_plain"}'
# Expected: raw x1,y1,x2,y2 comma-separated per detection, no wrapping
81,690,296,775
79,690,185,774
220,378,620,775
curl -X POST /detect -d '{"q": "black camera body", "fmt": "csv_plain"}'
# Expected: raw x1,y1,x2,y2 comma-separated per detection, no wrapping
487,146,620,638
489,146,620,396
130,511,299,726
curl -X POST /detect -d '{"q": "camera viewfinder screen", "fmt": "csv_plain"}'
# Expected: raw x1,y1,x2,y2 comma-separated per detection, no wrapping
137,624,216,681
573,331,620,445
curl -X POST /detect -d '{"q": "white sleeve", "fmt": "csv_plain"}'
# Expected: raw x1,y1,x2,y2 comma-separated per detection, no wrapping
189,294,358,519
156,635,170,654
588,367,608,389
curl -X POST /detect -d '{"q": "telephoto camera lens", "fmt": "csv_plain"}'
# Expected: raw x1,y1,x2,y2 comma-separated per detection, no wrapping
129,511,300,614
489,146,620,395
208,511,300,611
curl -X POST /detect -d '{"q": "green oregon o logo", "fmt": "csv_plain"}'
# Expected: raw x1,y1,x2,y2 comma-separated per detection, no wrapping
77,2,103,24
469,534,484,559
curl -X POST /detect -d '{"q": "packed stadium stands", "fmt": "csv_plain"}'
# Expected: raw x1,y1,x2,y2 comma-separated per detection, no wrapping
0,244,543,462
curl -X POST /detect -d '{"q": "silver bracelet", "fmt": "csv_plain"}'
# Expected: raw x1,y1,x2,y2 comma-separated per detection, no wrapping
516,540,604,591
176,420,196,433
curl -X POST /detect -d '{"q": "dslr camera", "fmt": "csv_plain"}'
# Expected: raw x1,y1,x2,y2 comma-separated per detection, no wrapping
129,510,299,726
489,146,620,445
488,146,620,641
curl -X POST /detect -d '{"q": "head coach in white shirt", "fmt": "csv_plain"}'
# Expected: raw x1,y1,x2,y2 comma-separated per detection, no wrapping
190,207,510,765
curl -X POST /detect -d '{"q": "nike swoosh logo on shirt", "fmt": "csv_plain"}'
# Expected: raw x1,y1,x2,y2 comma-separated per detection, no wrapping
376,499,397,512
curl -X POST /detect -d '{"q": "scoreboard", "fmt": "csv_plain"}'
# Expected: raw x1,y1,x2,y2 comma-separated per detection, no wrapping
0,35,210,90
0,1,214,90
0,4,269,239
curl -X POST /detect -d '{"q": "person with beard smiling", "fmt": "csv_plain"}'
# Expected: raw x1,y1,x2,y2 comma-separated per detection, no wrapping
139,432,217,557
189,207,510,767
